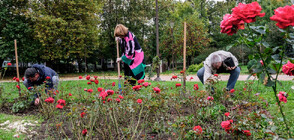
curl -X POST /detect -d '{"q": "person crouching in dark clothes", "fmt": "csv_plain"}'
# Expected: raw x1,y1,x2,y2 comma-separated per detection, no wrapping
23,64,59,105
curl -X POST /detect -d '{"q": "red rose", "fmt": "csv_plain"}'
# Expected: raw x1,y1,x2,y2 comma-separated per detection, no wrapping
28,87,32,90
207,96,214,101
224,112,230,117
189,77,194,80
193,125,202,135
99,91,108,99
46,76,50,80
171,75,177,79
282,61,294,76
56,104,63,109
16,85,20,89
180,71,184,74
137,99,142,104
80,112,86,118
22,77,24,81
132,85,141,91
97,87,103,92
13,77,16,80
194,84,199,90
94,76,98,79
175,83,181,87
7,63,12,66
220,14,245,35
214,74,219,77
86,75,90,80
116,98,120,103
87,89,93,93
107,90,114,95
242,130,251,136
103,101,105,104
79,76,83,79
230,89,235,93
84,88,87,91
119,75,122,78
45,97,54,103
153,87,161,93
270,5,294,29
112,82,116,86
143,82,150,87
57,99,66,106
138,79,145,84
260,60,264,66
232,2,265,23
82,129,87,136
15,78,19,82
94,80,99,85
90,79,94,82
68,93,72,96
108,98,112,102
118,95,124,99
221,120,231,130
278,91,287,103
87,82,92,85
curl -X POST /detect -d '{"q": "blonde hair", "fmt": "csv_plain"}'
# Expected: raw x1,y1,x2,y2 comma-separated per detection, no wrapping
114,24,129,37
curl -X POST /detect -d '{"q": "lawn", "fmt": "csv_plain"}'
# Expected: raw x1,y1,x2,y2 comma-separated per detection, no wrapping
0,78,293,139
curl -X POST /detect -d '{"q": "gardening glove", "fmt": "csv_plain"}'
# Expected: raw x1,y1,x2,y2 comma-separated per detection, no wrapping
116,58,122,63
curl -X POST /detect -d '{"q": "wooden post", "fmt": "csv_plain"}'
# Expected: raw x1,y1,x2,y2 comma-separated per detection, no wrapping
116,40,122,94
14,40,21,96
183,22,186,94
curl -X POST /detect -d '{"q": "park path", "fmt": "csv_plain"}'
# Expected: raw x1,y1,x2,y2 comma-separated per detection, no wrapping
0,74,293,83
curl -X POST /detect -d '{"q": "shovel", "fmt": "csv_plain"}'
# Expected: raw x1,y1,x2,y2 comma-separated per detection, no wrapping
116,39,122,94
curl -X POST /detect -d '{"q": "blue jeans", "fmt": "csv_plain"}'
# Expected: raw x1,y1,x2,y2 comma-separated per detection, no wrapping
197,67,240,90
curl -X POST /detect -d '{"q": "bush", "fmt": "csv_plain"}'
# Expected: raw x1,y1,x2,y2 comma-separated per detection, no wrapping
187,63,204,72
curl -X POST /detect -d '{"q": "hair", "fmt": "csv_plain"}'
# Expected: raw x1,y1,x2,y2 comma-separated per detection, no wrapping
24,68,38,78
114,24,128,37
211,54,222,64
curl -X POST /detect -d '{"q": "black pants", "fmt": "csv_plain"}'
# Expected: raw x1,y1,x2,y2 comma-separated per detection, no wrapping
123,62,145,85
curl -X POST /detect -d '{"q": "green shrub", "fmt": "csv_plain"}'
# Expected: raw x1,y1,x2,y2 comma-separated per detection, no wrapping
187,63,204,72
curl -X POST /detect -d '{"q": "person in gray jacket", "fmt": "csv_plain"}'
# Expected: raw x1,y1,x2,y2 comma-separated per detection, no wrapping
197,50,240,91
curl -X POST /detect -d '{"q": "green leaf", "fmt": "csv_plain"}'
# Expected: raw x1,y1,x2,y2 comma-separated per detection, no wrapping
226,44,233,51
262,41,270,48
265,78,275,87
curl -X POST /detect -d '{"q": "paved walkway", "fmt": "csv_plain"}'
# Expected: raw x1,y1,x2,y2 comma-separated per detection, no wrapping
0,74,293,83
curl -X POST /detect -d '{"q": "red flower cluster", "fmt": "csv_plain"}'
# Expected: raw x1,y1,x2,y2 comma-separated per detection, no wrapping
80,112,86,118
108,98,112,102
57,99,66,106
138,79,145,84
79,76,83,79
46,76,50,80
133,85,142,91
94,80,99,85
22,77,24,81
260,60,264,66
99,91,108,100
282,61,294,76
118,95,124,99
94,76,98,79
13,77,16,80
270,5,294,29
213,74,218,77
207,96,214,101
15,78,19,82
224,112,230,117
221,2,264,35
278,91,287,103
193,125,202,135
16,85,20,89
221,120,233,133
87,82,91,85
68,93,72,96
153,87,161,93
45,97,54,103
97,87,104,92
137,99,142,104
171,75,177,80
7,63,12,66
175,83,181,87
143,82,150,87
116,98,121,103
193,84,199,90
242,130,251,136
112,82,116,86
107,90,114,95
82,129,87,136
86,75,90,80
87,89,93,93
230,89,235,93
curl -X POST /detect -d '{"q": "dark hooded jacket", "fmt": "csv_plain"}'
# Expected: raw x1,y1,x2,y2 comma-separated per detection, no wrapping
27,64,57,89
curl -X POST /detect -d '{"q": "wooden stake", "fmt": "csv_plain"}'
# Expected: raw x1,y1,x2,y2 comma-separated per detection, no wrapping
14,39,21,96
116,40,122,94
183,22,186,94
